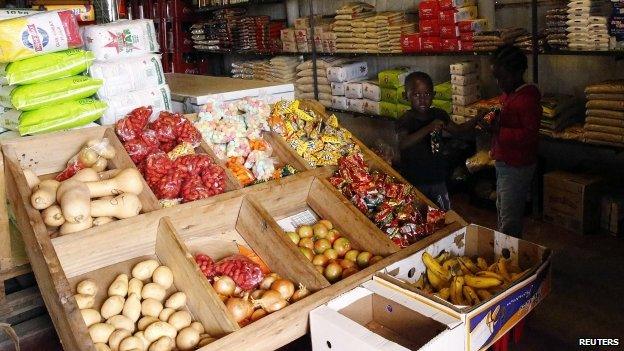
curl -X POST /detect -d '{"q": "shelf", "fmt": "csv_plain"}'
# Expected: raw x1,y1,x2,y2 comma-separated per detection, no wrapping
540,50,624,58
196,50,496,58
326,107,400,122
195,0,284,12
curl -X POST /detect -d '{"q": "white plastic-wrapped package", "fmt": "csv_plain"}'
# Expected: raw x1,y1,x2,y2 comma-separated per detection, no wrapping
89,54,165,98
82,19,159,61
99,84,171,125
326,61,368,83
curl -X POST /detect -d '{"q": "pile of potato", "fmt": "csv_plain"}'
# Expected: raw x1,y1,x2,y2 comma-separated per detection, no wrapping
26,138,145,235
75,259,215,351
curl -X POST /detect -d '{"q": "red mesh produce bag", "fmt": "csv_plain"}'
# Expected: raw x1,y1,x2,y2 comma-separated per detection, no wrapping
144,152,173,188
180,175,211,203
155,168,185,199
115,106,152,142
213,254,264,291
201,163,227,196
150,112,185,143
177,119,203,147
174,154,213,177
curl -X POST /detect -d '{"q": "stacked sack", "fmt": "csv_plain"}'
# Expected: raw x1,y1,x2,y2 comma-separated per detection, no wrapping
191,8,245,52
328,61,369,112
0,11,107,136
433,81,453,115
377,67,418,118
419,0,482,52
610,0,624,50
232,56,300,83
567,0,612,51
545,6,569,51
584,80,624,147
296,58,343,107
333,2,376,53
472,28,528,51
84,19,171,125
450,61,480,112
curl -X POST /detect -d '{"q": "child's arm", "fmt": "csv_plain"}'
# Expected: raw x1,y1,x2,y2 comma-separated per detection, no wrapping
398,120,444,150
444,117,480,136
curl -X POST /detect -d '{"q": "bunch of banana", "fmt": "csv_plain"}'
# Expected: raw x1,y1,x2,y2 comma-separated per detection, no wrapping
411,251,530,307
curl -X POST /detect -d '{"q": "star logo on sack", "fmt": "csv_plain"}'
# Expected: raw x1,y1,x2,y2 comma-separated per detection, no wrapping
103,29,140,53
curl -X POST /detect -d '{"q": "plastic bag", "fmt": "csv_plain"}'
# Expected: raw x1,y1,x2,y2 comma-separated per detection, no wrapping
0,76,103,111
180,175,211,203
99,84,171,125
213,254,264,291
82,19,159,61
226,138,251,158
18,98,106,136
0,49,95,86
252,156,276,181
115,106,153,142
144,152,173,188
0,108,20,131
201,164,227,196
227,157,255,186
55,138,112,181
0,10,83,63
88,54,165,99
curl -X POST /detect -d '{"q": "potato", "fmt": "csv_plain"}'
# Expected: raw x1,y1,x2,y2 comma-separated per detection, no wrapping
152,266,173,290
190,322,205,334
101,295,125,319
137,316,159,331
148,336,175,351
176,326,200,351
123,293,141,322
109,274,129,297
74,294,95,309
89,323,115,343
81,308,102,327
128,278,143,298
108,329,131,351
142,283,166,302
132,260,160,281
107,315,135,333
95,343,111,351
141,298,163,318
134,331,150,350
168,311,191,331
118,336,144,351
158,308,175,322
77,279,98,296
144,321,177,342
164,292,186,310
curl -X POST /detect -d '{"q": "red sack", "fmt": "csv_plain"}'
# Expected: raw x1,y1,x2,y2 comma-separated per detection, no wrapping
115,106,152,142
180,175,211,203
144,152,173,188
213,254,264,291
155,168,186,199
174,154,213,177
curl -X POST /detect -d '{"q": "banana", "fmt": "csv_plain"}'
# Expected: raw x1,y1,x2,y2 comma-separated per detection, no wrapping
450,276,465,305
427,268,450,290
476,271,505,281
458,256,480,274
476,257,488,271
497,258,512,282
422,252,452,281
435,287,450,301
464,274,503,289
413,273,426,290
476,289,493,300
442,258,458,270
463,286,481,305
435,250,450,263
487,262,499,272
423,279,434,294
456,259,473,276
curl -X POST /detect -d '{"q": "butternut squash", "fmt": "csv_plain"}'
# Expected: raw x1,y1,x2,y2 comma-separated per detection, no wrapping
85,169,143,198
57,179,91,224
98,169,121,181
92,157,108,172
71,168,99,182
60,216,93,235
87,138,116,159
91,194,142,219
42,205,65,227
23,169,40,189
93,216,115,226
78,148,99,167
31,179,60,210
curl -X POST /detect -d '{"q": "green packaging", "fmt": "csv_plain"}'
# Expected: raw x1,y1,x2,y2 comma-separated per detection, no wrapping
19,98,107,135
380,101,398,118
381,87,399,103
396,103,411,117
378,67,417,88
0,49,95,85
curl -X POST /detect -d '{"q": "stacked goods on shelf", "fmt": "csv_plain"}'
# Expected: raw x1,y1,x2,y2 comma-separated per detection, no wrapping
566,0,612,51
327,61,369,112
472,27,528,51
269,100,360,167
450,61,480,115
333,2,375,53
31,3,95,24
236,16,285,53
296,58,342,107
83,20,171,125
191,8,245,52
539,93,584,134
611,1,624,49
433,81,453,115
545,6,569,51
194,97,298,186
376,67,417,118
584,80,624,146
419,0,482,52
329,153,446,248
115,107,229,206
231,56,300,83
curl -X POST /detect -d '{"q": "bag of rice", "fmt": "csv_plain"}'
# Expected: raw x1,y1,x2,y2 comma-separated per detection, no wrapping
0,76,102,111
18,98,107,135
82,19,159,61
0,10,83,63
99,84,171,125
88,54,165,98
0,49,94,85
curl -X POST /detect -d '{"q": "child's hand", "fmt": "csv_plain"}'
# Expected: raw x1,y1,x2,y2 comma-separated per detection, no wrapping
429,119,445,133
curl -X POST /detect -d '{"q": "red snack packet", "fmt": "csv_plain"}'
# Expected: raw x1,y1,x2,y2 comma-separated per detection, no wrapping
155,169,185,199
213,254,264,291
115,106,152,142
144,152,173,188
180,175,211,203
174,154,213,177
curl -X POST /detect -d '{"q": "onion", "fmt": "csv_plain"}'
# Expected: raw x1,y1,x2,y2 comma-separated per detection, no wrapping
291,284,310,302
233,286,243,297
271,279,295,300
250,308,267,322
213,276,236,296
226,295,254,323
259,274,279,290
251,289,265,300
252,290,288,313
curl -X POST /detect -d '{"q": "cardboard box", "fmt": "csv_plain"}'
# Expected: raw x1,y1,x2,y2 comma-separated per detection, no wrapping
420,19,441,37
422,36,442,52
460,32,475,42
419,0,441,20
377,224,552,351
327,61,368,83
396,86,409,105
601,194,624,236
348,98,366,113
452,83,479,96
458,19,490,33
281,28,296,42
450,61,479,75
310,280,464,351
441,38,461,51
331,95,349,110
401,33,422,53
452,93,479,106
441,25,460,39
297,41,311,53
295,28,311,44
331,82,346,96
439,6,478,25
439,0,477,10
452,114,468,124
543,171,603,234
380,101,398,118
381,87,399,103
460,40,474,51
363,99,381,115
451,73,478,86
363,80,382,101
378,67,417,88
282,41,298,53
345,81,364,99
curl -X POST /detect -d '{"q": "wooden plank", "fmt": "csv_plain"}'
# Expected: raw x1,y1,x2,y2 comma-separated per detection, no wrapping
249,175,314,219
237,197,330,291
156,217,239,336
0,287,44,326
2,145,94,351
0,147,10,272
0,315,59,351
265,132,311,171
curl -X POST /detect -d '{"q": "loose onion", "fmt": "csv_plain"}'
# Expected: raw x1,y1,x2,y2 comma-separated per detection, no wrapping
259,273,279,290
225,296,254,323
252,290,288,313
271,279,295,301
250,289,265,300
291,284,310,302
212,276,236,297
250,308,267,322
233,286,243,297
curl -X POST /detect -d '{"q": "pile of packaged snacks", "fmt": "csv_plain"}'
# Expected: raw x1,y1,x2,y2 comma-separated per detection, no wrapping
115,106,227,205
195,97,297,186
269,100,359,167
329,153,445,248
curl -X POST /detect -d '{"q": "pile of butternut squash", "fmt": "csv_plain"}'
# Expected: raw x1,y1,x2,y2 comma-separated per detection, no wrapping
26,138,145,235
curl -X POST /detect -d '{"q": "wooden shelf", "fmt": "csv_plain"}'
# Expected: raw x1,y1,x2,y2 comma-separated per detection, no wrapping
195,0,284,12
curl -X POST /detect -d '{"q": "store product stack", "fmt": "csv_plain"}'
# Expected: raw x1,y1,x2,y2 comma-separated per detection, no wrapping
450,61,480,118
0,11,107,136
376,67,417,118
236,16,285,53
539,93,583,134
333,2,375,53
583,80,624,147
545,6,569,51
280,16,332,53
610,0,624,50
566,0,612,51
84,19,170,125
433,81,453,115
418,0,484,52
190,8,245,52
472,27,528,51
329,61,369,112
296,58,342,107
231,56,300,83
